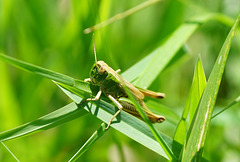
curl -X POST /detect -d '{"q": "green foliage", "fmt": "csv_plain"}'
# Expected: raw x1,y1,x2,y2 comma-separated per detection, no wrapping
182,15,239,161
0,0,240,161
174,57,207,145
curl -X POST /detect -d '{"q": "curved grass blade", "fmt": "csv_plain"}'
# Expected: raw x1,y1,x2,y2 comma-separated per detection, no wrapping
0,53,75,86
83,0,163,34
133,24,198,88
174,57,206,145
69,123,109,162
181,14,240,161
121,52,154,82
123,14,214,88
58,82,182,160
0,102,88,141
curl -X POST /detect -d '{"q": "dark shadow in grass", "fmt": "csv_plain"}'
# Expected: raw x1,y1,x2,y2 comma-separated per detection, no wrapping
192,147,209,162
79,96,100,116
172,140,182,159
92,100,102,117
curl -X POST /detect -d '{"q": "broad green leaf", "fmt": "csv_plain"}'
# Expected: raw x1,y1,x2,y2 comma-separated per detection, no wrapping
0,102,88,141
0,53,75,86
181,14,240,161
69,123,109,161
121,52,154,82
122,14,214,88
134,23,198,88
173,57,206,145
58,83,182,160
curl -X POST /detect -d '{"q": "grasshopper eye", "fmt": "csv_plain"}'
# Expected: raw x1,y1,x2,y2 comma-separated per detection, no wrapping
98,66,105,74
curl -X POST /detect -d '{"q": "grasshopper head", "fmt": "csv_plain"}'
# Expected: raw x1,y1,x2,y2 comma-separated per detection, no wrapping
90,61,108,86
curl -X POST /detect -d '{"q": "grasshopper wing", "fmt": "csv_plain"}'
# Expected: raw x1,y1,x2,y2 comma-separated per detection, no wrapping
121,78,145,100
137,88,165,99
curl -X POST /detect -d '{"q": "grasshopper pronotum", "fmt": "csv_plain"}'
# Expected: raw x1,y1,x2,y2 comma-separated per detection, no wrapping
85,34,165,129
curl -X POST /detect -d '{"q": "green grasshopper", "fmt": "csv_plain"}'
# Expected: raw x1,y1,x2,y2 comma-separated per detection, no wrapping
85,35,165,129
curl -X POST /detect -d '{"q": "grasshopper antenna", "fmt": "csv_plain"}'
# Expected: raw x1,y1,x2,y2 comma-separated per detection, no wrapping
93,33,97,63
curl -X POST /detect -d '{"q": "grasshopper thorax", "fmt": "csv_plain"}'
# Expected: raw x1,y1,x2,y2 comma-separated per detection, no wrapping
90,61,108,86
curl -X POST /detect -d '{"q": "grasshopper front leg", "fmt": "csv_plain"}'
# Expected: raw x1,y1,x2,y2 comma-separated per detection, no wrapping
84,78,102,101
84,78,91,82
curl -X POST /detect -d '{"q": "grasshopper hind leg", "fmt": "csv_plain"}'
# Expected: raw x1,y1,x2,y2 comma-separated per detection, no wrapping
106,95,123,129
85,91,122,129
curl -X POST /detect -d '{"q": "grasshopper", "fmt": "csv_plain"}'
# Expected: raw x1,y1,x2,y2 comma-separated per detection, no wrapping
85,34,165,129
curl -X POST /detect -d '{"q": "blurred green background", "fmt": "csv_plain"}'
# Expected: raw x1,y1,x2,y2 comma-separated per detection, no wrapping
0,0,240,161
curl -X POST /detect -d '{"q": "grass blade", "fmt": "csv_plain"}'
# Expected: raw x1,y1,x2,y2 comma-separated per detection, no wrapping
122,14,214,88
0,53,75,86
181,14,240,161
189,58,207,124
69,123,108,161
1,142,20,162
134,23,197,88
0,102,88,141
83,0,163,34
174,57,206,145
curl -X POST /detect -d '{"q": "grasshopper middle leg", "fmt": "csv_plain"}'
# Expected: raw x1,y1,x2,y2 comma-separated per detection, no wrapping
84,78,91,82
106,95,123,129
